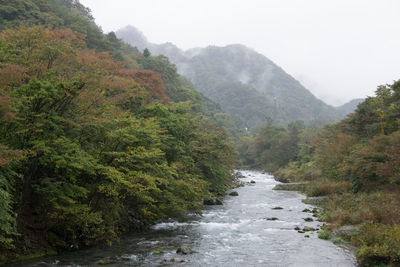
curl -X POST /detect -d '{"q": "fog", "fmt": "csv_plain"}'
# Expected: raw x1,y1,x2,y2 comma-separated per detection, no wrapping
80,0,400,106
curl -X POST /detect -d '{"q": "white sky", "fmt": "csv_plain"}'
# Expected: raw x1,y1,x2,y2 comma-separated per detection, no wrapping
80,0,400,106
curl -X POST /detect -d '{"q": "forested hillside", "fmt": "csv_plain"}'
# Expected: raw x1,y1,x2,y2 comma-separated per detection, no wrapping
336,98,364,115
243,81,400,266
0,0,237,262
117,26,353,128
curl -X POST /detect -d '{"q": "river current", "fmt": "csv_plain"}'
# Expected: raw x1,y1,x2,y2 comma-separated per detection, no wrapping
13,170,356,267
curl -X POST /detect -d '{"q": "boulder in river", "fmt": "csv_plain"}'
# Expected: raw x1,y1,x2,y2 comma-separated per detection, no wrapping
229,191,239,196
153,249,164,255
176,246,193,255
303,217,314,222
203,198,224,205
163,258,185,264
215,198,223,205
235,171,245,178
271,206,283,210
250,180,256,183
266,217,279,221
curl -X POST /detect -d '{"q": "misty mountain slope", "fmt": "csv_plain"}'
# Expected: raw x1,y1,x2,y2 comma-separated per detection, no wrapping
336,98,364,115
117,25,345,127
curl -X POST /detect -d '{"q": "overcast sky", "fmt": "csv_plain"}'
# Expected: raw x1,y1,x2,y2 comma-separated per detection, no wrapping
80,0,400,106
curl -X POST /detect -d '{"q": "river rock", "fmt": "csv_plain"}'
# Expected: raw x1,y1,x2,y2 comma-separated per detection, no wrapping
273,183,306,191
163,258,185,264
203,198,223,205
176,246,193,255
330,225,359,239
229,191,239,196
250,180,256,183
266,217,279,221
235,171,245,178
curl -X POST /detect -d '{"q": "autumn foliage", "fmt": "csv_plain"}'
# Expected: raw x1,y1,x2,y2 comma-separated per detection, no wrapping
0,26,235,260
243,80,400,266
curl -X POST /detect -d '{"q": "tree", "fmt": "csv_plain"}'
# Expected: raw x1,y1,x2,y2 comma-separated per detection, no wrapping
143,48,151,57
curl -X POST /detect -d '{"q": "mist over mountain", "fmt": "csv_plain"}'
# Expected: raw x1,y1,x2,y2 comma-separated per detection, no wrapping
117,25,356,127
336,98,364,115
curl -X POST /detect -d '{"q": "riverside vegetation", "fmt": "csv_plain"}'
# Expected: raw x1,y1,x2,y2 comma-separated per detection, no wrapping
241,80,400,266
0,0,237,263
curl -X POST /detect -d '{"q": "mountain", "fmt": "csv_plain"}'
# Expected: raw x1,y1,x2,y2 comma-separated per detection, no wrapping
117,26,345,128
336,98,364,115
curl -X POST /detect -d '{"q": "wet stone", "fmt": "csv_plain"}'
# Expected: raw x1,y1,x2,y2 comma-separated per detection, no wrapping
176,246,193,255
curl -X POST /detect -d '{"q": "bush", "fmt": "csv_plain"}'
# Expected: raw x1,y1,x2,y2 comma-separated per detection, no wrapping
331,236,345,245
324,192,400,226
354,223,400,266
318,230,332,240
306,179,352,197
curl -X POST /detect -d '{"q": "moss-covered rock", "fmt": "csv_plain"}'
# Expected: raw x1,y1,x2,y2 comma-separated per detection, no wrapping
153,249,165,255
176,246,192,255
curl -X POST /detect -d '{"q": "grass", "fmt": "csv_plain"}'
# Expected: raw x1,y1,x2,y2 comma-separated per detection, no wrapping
305,179,352,197
303,180,400,266
153,249,165,255
324,192,400,226
353,223,400,266
318,230,332,240
0,250,57,265
331,236,345,245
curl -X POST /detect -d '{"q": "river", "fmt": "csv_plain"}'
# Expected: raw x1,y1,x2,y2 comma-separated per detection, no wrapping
12,170,356,267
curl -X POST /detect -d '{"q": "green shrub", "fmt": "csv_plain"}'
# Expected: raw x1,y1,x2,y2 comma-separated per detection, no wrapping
354,223,400,266
318,230,332,240
331,236,345,244
324,192,400,226
306,179,352,197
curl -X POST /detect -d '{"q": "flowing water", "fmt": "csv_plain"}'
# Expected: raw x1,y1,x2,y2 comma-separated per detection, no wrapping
13,170,356,267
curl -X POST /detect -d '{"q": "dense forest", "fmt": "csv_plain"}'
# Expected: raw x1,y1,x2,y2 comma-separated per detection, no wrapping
0,0,237,262
243,81,400,266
